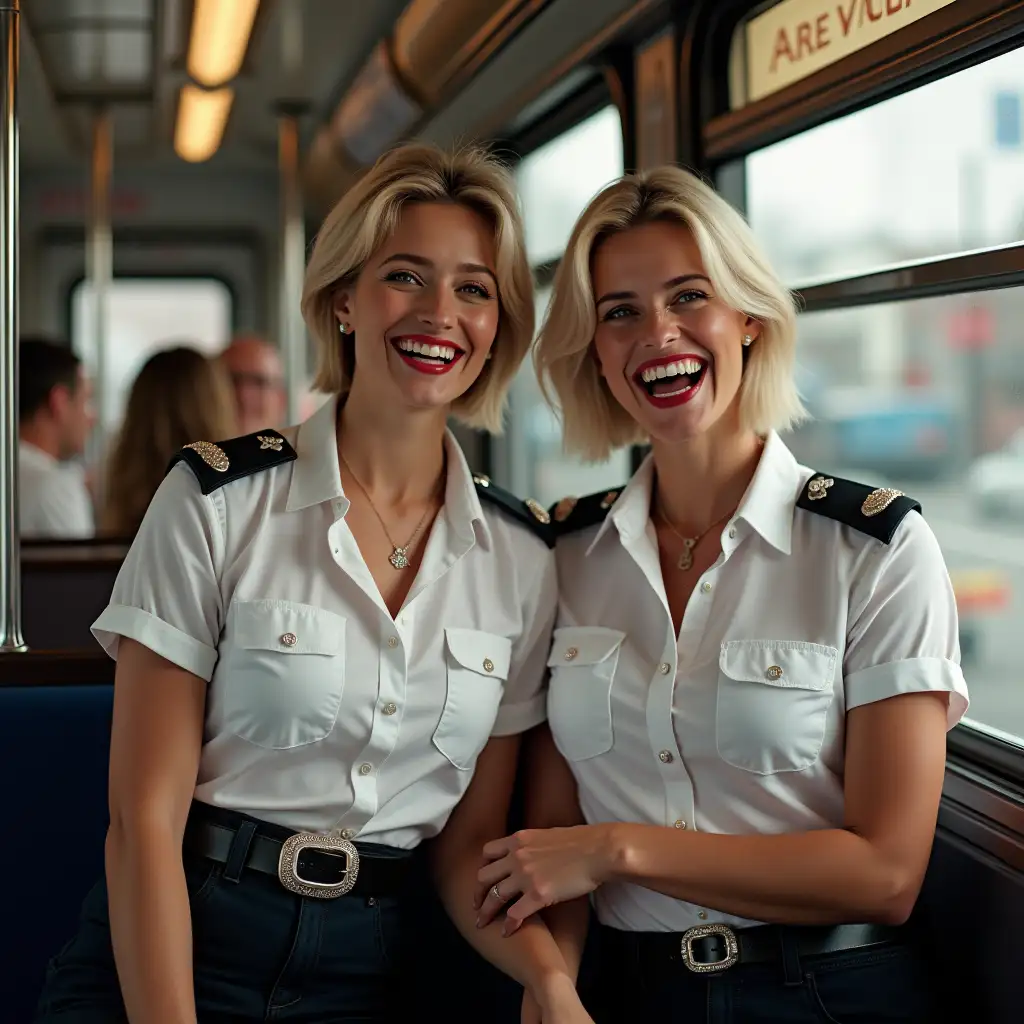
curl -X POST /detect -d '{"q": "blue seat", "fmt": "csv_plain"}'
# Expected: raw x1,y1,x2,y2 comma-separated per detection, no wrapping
0,684,113,1024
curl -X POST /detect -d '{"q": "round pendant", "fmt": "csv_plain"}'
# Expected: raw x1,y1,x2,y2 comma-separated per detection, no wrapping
389,547,410,570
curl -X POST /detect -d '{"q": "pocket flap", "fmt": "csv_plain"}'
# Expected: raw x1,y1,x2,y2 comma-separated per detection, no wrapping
234,600,345,656
547,626,627,668
719,640,837,691
445,629,512,680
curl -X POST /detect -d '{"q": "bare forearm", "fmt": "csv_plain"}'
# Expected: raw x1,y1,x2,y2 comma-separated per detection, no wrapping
106,824,198,1024
608,824,914,925
541,898,590,980
436,848,571,995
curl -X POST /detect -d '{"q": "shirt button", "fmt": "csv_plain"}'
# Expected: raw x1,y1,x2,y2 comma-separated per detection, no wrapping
359,763,373,776
280,632,297,647
728,527,737,539
382,702,398,716
339,828,356,840
674,819,687,829
659,662,671,675
387,636,398,648
658,750,674,764
698,911,708,920
700,581,712,593
564,647,578,661
483,658,494,673
766,665,783,680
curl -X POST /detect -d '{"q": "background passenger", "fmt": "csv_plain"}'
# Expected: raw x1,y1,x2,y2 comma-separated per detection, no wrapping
475,166,970,1023
34,142,579,1024
101,345,237,537
18,336,96,539
221,333,287,434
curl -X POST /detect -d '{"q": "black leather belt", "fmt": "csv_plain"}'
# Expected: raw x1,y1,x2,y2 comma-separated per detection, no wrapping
183,802,413,900
600,921,900,974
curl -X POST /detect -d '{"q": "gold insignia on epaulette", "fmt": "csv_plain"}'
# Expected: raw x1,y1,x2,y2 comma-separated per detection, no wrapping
472,474,491,487
525,498,550,524
600,491,619,509
257,434,283,451
862,487,904,517
807,476,833,500
554,496,578,522
184,441,229,472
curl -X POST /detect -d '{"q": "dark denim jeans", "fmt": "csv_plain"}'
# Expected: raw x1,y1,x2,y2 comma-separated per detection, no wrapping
593,924,937,1023
34,851,411,1023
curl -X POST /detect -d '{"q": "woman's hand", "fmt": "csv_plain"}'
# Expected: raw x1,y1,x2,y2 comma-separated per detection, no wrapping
475,825,617,933
527,973,594,1024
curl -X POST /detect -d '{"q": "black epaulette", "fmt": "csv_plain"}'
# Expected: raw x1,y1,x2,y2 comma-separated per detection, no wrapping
168,429,297,495
548,486,624,537
472,474,555,548
795,473,921,544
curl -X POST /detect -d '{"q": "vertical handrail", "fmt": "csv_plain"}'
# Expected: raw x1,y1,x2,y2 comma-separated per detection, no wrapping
278,110,306,425
87,108,112,506
0,0,24,653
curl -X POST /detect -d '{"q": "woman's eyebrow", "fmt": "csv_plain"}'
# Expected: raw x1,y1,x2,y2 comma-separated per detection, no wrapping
596,274,711,307
380,253,496,282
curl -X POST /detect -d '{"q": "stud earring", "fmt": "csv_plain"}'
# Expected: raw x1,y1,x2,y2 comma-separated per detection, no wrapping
742,334,754,347
339,322,350,335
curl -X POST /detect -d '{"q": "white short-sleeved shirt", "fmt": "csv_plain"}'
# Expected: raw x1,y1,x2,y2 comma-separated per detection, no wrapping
547,431,969,933
19,441,94,538
92,396,556,848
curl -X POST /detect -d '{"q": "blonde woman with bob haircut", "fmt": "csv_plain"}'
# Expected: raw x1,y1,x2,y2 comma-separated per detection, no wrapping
35,142,588,1024
474,166,969,1023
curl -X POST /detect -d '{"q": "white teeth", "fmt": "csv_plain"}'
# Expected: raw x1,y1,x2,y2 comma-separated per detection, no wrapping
640,357,704,383
396,338,460,362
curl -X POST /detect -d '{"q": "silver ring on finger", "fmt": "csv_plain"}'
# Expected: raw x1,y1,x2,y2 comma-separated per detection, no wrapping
492,883,505,902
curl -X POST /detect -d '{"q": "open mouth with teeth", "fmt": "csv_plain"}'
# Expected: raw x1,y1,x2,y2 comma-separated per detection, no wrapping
392,336,466,375
633,355,708,408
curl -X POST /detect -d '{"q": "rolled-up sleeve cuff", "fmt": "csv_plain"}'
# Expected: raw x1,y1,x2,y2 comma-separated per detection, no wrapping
491,692,547,737
92,605,218,682
846,657,969,730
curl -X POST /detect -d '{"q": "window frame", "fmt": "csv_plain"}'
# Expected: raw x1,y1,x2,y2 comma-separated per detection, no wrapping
681,0,1024,785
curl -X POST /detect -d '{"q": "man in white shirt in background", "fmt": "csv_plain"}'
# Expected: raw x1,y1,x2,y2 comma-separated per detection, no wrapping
19,337,96,538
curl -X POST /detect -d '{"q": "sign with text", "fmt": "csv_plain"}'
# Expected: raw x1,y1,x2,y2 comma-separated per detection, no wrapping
746,0,958,103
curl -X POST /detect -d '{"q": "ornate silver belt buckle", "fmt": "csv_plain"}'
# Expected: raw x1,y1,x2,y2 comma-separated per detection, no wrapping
680,923,739,973
278,833,360,899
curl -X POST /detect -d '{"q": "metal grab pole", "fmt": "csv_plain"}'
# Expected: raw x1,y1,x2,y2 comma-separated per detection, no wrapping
0,0,24,653
278,111,306,425
87,109,112,507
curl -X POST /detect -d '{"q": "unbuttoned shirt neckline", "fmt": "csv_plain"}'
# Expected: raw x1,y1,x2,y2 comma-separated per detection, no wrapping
93,396,555,848
547,431,968,934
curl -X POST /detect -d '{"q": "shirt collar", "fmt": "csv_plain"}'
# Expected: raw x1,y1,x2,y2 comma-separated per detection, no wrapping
586,430,801,557
442,428,492,550
286,396,345,512
19,440,58,467
284,395,491,547
733,430,800,555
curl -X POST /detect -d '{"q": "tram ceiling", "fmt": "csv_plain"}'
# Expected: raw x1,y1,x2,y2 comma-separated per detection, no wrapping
20,0,411,168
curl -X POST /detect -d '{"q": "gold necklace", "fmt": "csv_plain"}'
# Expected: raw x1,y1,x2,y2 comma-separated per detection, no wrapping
338,453,442,570
655,504,735,571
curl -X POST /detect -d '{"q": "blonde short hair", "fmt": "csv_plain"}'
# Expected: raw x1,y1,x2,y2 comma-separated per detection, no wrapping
301,142,533,433
536,166,807,461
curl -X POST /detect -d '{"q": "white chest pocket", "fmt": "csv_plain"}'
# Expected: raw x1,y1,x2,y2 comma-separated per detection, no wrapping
716,640,838,774
546,627,626,762
432,628,511,770
217,600,347,749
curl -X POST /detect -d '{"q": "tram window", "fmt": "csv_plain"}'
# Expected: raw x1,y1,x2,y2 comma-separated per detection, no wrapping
746,44,1024,285
497,105,631,505
790,289,1024,748
516,104,624,266
71,277,232,433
